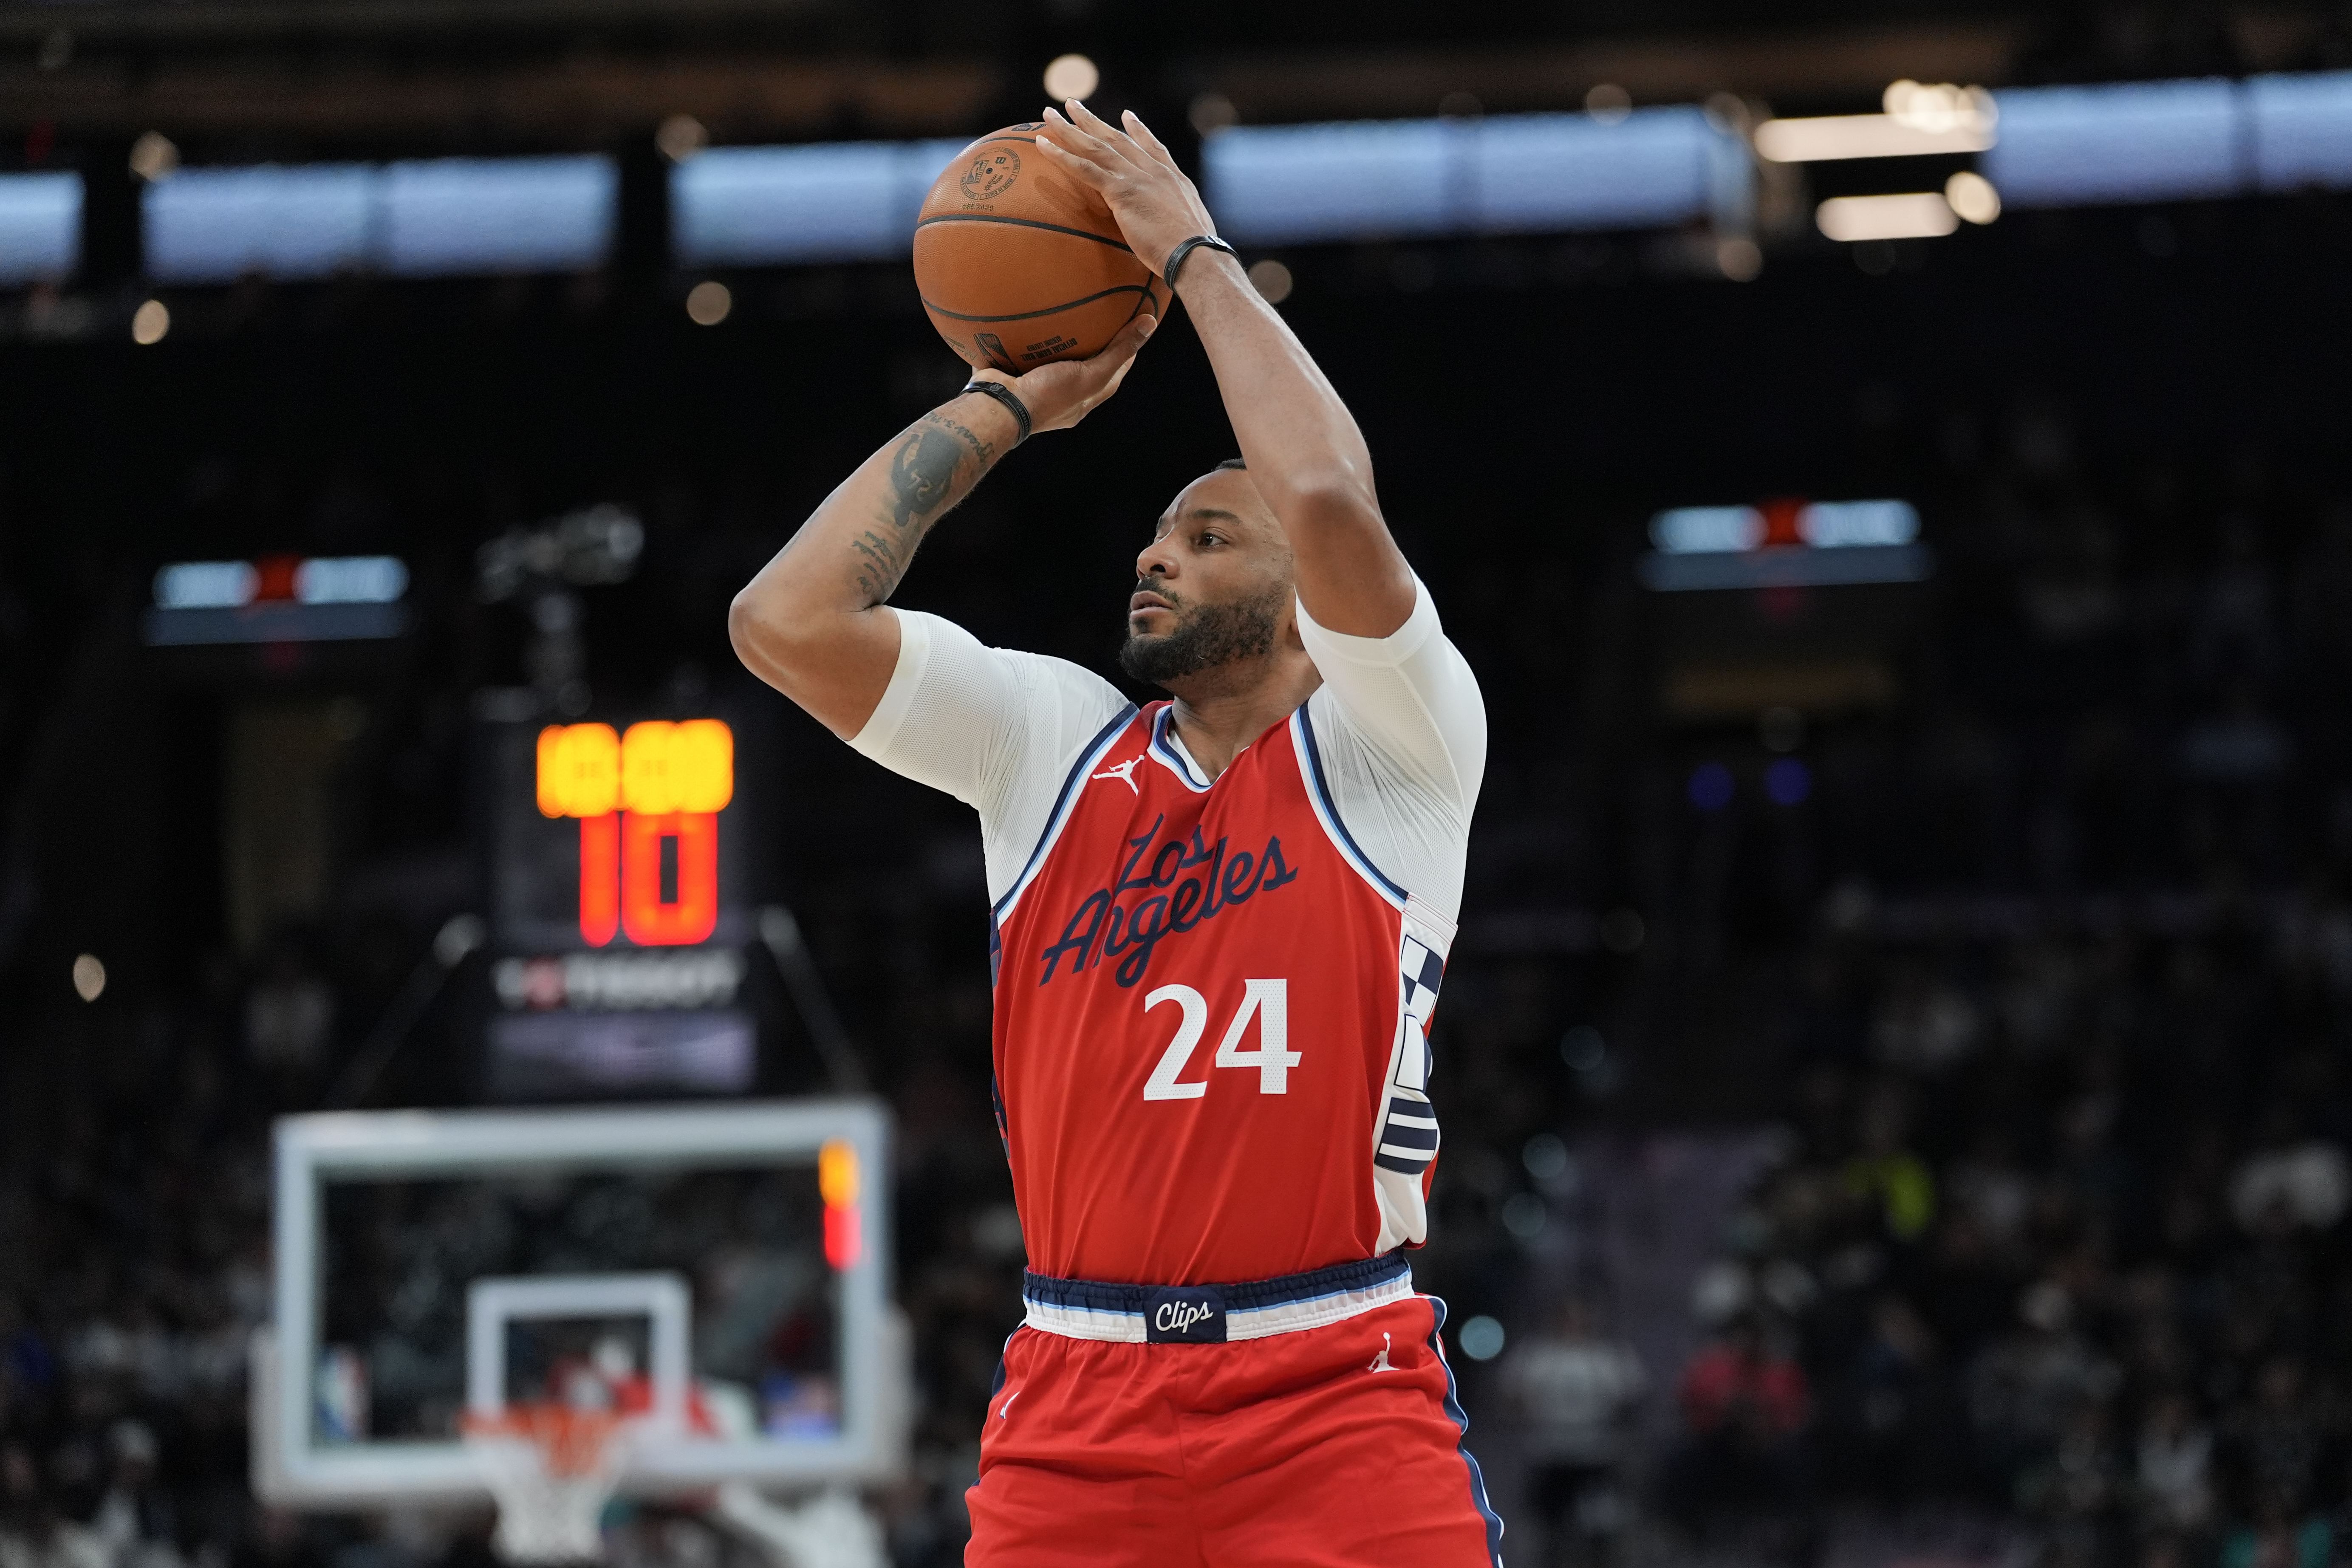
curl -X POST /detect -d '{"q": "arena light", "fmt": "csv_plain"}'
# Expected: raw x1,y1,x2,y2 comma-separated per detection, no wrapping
295,555,408,604
1651,500,1919,554
656,114,708,164
91,69,2352,293
1753,111,1995,163
1816,191,1959,241
1984,78,2240,206
1247,258,1294,303
1651,506,1761,554
146,158,615,282
685,280,732,325
670,140,967,266
155,559,259,609
1884,80,1998,133
129,132,181,183
1042,53,1099,102
1801,500,1919,548
145,164,376,283
1474,107,1741,235
145,554,411,644
1945,170,2002,223
1641,500,1930,590
0,172,82,285
1754,85,1995,162
381,156,616,276
1204,107,1739,244
1586,84,1634,124
2250,71,2352,190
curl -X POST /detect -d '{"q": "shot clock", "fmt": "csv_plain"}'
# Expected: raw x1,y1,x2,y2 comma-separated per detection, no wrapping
478,709,759,1100
534,719,733,946
484,715,751,954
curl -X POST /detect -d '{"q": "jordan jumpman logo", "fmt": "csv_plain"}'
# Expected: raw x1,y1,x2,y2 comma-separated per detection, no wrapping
1367,1333,1394,1373
1092,755,1144,795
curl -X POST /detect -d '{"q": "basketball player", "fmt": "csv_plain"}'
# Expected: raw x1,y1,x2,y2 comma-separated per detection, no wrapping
729,99,1497,1566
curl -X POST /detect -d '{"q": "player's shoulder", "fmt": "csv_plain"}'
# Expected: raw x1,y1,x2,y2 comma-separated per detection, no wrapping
898,610,1130,723
958,641,1137,798
989,644,1131,729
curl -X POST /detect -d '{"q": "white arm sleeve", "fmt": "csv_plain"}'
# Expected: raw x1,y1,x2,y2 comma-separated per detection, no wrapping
1295,578,1487,923
847,609,1132,904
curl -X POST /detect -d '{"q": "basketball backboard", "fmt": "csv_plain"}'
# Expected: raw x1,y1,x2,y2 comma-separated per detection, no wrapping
256,1099,904,1507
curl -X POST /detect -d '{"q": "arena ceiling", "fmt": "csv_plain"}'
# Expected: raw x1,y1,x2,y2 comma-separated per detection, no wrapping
0,0,2340,149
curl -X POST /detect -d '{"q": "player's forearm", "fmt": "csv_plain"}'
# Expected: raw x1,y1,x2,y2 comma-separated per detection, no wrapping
1176,254,1415,636
728,394,1017,726
789,395,1016,612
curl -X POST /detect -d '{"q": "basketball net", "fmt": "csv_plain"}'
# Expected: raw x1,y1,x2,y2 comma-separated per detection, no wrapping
461,1406,630,1565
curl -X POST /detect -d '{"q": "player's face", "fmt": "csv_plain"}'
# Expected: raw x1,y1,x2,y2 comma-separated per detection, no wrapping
1120,472,1295,687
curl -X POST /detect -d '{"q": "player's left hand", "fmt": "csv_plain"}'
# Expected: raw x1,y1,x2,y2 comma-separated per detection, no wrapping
1034,102,1223,285
967,308,1156,435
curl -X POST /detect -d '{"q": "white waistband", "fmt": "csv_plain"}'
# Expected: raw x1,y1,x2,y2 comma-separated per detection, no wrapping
1022,1270,1415,1344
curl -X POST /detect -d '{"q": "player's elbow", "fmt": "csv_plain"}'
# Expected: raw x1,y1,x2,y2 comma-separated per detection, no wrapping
728,588,812,689
1275,472,1384,539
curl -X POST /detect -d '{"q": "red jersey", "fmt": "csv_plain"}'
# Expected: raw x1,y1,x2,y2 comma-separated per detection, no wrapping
988,701,1453,1285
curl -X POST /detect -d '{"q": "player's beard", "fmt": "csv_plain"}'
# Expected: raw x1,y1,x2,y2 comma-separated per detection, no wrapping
1119,581,1285,687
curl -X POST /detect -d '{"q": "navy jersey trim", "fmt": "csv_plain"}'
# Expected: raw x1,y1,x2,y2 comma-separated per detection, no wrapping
1147,706,1212,792
993,703,1140,922
1290,706,1410,905
1424,1296,1508,1566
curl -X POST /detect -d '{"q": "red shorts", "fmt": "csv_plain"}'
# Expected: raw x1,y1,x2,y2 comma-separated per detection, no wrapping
965,1294,1504,1568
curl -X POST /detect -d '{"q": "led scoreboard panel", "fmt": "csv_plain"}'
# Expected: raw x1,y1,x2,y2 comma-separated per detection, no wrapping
490,718,746,952
482,715,757,1099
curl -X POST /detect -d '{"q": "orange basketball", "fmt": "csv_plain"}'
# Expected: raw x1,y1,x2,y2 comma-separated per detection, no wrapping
913,124,1166,376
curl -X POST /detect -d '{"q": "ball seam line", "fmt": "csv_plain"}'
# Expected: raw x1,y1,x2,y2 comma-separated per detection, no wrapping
913,213,1134,253
917,283,1156,324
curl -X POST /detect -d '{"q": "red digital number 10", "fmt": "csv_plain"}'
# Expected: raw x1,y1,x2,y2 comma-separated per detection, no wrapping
577,812,718,947
537,721,733,949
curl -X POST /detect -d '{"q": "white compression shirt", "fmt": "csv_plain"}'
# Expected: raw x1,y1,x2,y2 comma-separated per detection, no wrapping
847,578,1487,922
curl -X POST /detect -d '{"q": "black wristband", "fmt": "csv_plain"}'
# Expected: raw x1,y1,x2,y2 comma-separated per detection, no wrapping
961,379,1031,444
1162,234,1239,291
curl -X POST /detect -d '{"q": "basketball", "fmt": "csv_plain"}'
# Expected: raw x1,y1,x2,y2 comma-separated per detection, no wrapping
913,123,1166,376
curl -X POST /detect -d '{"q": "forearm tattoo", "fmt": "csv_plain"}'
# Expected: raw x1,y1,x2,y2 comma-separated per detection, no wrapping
851,412,994,601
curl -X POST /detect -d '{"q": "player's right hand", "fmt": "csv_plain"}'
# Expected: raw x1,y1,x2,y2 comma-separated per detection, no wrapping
966,309,1157,436
1034,102,1218,285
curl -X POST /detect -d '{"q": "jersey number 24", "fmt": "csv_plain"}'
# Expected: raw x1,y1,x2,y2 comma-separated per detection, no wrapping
1141,979,1301,1100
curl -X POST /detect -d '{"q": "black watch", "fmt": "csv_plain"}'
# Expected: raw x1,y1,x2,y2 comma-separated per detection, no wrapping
961,379,1032,444
1162,234,1239,290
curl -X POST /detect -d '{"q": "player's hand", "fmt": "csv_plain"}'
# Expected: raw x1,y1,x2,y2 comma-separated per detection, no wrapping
1033,102,1222,284
967,309,1157,435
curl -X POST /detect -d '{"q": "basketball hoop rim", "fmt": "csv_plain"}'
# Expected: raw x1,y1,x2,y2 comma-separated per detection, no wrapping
462,1405,633,1479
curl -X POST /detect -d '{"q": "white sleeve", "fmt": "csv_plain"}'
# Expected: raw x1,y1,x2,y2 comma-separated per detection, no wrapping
847,609,1132,904
1295,578,1487,924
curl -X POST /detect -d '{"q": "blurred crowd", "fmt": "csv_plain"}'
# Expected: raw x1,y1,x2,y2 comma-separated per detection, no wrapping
1485,402,2352,1566
1636,903,2352,1568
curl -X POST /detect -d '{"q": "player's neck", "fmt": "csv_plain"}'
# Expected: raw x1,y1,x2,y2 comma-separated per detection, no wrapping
1162,651,1321,780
